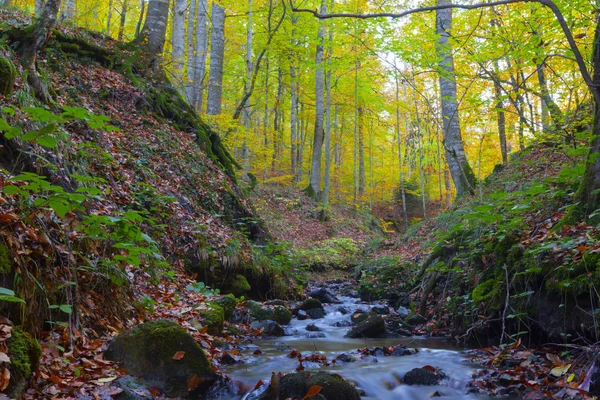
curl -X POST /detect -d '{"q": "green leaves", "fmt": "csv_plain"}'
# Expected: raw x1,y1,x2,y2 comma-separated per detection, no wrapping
49,304,73,314
0,287,25,304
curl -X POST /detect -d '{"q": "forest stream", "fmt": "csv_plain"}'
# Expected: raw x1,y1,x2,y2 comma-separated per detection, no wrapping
221,284,491,400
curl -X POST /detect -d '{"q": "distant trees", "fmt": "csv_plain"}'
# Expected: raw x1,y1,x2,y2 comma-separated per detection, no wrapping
206,2,225,115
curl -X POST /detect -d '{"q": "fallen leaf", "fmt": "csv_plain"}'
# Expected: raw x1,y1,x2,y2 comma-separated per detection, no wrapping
172,351,185,360
302,385,322,400
187,374,204,391
550,364,571,377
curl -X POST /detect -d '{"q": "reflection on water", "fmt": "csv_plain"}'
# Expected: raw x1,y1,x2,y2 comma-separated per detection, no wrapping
223,296,489,400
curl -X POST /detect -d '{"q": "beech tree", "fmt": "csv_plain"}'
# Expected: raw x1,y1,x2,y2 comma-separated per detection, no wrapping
137,0,169,72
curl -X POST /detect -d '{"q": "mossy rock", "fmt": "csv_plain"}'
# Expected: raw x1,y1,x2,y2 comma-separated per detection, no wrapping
247,301,292,325
211,294,237,321
0,244,12,274
199,304,225,335
5,327,41,398
0,57,16,95
230,274,251,296
345,315,386,338
298,298,323,311
104,320,217,397
277,372,361,400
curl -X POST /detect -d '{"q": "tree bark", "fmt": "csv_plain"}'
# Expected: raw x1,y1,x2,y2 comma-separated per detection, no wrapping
436,0,475,197
107,0,114,35
323,4,333,208
35,0,44,15
138,0,170,72
493,67,508,164
290,16,298,181
185,0,196,104
117,0,128,41
135,0,145,36
171,0,187,82
207,2,225,115
194,0,209,110
307,0,327,199
396,74,409,231
21,0,62,103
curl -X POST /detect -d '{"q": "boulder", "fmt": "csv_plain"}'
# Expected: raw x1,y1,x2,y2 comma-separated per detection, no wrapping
306,324,321,331
307,288,341,304
5,327,42,399
397,306,410,317
105,320,217,397
278,372,360,400
211,295,238,320
403,367,444,386
250,320,284,337
304,332,326,338
199,304,225,335
345,315,385,338
333,321,351,327
297,310,309,320
229,274,251,296
336,306,350,315
350,311,370,325
299,298,323,311
405,313,427,326
306,308,326,319
372,305,389,314
247,301,292,325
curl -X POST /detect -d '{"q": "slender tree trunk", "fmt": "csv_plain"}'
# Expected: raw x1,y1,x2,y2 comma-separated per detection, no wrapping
307,0,327,200
107,0,114,35
185,0,197,103
194,0,208,110
21,0,62,102
436,0,475,197
172,0,186,83
117,0,128,41
414,103,427,219
207,2,225,115
395,74,408,231
444,168,452,207
135,0,145,36
273,67,284,172
261,57,270,179
493,67,508,164
138,0,170,72
358,106,365,198
241,0,253,172
290,16,298,181
322,12,333,208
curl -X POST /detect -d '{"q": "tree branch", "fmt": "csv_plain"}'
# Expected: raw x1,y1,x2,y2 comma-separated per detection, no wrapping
290,0,600,104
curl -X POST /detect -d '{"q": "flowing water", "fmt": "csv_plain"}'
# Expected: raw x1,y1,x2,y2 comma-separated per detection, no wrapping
222,295,490,400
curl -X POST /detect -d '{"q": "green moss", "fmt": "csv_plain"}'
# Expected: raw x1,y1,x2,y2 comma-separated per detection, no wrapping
0,244,12,274
0,56,17,95
105,320,215,397
6,327,41,398
248,302,292,325
472,279,500,303
199,304,225,335
299,298,322,311
279,372,361,400
211,294,237,320
230,274,251,296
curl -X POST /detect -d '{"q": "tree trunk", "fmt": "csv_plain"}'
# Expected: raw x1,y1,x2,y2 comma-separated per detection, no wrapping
290,16,298,181
396,74,408,231
185,0,197,104
21,0,62,103
171,0,186,83
358,106,365,198
117,0,128,41
207,2,225,115
135,0,145,36
273,67,284,173
436,0,475,197
307,0,327,199
138,0,170,72
193,0,208,110
493,67,508,164
107,0,114,35
322,9,333,208
243,0,253,130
